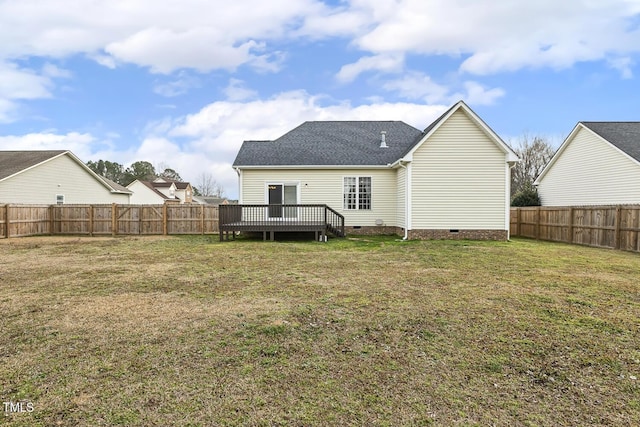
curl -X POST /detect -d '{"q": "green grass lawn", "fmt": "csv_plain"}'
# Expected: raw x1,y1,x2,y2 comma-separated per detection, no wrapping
1,235,639,426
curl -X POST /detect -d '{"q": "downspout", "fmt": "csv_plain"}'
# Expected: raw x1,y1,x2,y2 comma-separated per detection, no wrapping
398,161,409,240
506,161,517,240
233,167,242,204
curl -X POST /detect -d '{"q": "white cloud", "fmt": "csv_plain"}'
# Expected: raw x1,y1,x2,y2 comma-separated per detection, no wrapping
105,29,263,74
223,79,258,102
336,53,404,83
0,62,61,123
455,82,505,106
0,132,96,157
42,63,72,79
344,0,640,75
382,72,450,103
608,56,634,79
0,62,53,100
382,72,505,106
0,0,326,73
153,72,201,97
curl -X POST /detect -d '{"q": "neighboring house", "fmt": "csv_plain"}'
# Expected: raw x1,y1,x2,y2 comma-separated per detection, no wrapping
127,178,193,204
0,150,131,204
152,178,194,203
192,195,233,205
535,122,640,206
232,101,519,240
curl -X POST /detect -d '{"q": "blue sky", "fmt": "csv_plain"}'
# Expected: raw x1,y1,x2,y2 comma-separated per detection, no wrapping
1,0,640,198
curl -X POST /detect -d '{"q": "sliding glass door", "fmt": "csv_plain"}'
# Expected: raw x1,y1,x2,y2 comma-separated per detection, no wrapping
267,184,298,219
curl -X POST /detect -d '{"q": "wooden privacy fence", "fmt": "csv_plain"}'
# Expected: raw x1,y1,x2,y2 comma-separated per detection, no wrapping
511,205,640,253
0,204,219,238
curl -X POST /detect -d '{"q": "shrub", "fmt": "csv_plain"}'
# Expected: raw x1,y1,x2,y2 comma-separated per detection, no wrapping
511,186,541,206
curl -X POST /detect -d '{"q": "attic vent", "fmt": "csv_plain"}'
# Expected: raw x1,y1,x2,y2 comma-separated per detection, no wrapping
380,131,388,148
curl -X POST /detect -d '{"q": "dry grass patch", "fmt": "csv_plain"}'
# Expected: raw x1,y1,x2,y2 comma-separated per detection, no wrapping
1,235,639,426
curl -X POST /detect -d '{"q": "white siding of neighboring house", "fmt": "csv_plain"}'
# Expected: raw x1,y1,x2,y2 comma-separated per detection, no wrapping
537,127,640,206
155,184,177,200
0,154,129,204
127,181,167,204
410,109,508,230
240,168,398,227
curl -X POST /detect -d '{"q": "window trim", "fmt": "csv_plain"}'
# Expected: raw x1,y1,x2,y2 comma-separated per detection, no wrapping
342,176,372,211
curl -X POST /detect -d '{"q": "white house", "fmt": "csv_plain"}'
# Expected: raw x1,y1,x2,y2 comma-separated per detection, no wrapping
535,122,640,206
232,101,519,240
152,178,193,203
0,150,131,204
127,178,193,204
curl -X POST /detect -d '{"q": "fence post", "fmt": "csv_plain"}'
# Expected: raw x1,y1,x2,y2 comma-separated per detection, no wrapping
201,204,205,235
3,205,9,238
48,205,54,236
89,205,94,237
163,203,168,235
535,207,541,240
567,207,574,244
514,208,520,236
111,203,117,236
614,206,622,250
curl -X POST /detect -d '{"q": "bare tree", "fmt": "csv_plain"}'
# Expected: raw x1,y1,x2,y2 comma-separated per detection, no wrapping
511,134,555,197
195,172,225,197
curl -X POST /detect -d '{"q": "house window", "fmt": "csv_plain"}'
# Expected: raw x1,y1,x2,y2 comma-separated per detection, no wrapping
343,177,371,210
56,194,64,205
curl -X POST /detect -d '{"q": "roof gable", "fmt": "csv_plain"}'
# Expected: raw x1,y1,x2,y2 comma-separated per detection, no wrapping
0,150,67,181
401,101,519,162
535,122,640,184
0,150,132,194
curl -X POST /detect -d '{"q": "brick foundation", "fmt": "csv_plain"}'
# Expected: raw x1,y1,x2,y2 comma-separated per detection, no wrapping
344,227,507,241
407,229,508,241
345,226,403,236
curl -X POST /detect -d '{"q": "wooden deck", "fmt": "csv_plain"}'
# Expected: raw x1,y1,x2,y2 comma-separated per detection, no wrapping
219,205,345,241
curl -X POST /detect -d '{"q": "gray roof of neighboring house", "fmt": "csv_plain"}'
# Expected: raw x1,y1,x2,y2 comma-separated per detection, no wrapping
0,150,67,180
102,177,131,193
581,122,640,162
233,121,425,166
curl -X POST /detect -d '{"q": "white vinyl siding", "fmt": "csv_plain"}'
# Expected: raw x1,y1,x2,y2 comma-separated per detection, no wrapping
537,127,640,206
0,154,130,204
241,168,397,226
410,109,507,229
127,181,168,204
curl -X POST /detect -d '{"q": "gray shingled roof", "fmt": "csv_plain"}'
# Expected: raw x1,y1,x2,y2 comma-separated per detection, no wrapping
0,150,66,180
234,121,424,166
582,122,640,162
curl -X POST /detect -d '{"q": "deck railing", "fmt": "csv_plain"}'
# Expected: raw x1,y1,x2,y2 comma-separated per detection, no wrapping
219,204,345,240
